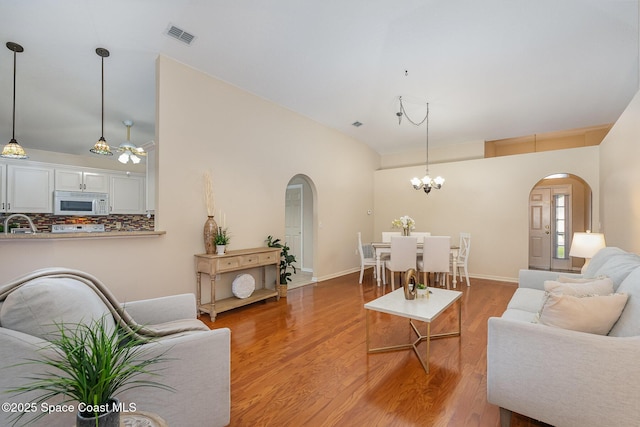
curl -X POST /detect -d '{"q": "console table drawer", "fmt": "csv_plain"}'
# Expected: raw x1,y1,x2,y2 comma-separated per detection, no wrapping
241,254,259,267
217,256,241,271
259,252,278,264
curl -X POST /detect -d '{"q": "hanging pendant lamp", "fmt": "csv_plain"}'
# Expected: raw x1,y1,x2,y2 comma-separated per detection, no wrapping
90,47,113,155
1,42,28,159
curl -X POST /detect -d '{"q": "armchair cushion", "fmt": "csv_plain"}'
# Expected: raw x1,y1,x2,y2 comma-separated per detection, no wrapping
609,267,640,337
0,277,115,340
537,292,628,335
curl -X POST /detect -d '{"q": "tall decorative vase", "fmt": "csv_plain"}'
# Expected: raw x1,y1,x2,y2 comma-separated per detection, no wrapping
203,216,218,255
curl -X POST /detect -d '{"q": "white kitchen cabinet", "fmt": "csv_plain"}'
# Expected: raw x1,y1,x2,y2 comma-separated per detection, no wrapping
55,168,110,193
0,164,6,212
6,164,55,213
110,173,145,214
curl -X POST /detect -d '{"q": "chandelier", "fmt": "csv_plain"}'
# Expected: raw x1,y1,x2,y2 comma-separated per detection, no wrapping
397,97,444,194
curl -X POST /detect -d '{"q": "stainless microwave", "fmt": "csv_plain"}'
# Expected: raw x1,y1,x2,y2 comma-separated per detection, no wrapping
53,191,109,216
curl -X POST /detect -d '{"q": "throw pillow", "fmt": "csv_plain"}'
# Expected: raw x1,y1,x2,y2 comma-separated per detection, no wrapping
537,292,628,335
0,277,116,341
544,277,614,296
557,275,605,283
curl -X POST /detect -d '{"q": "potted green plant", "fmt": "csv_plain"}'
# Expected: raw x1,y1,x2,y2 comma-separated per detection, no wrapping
416,283,430,298
266,235,297,297
8,316,172,427
214,227,230,255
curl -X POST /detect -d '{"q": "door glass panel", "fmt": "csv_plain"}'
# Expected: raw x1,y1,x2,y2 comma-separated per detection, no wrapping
554,194,568,259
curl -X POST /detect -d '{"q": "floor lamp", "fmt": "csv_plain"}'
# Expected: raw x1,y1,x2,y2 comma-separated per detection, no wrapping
569,232,606,274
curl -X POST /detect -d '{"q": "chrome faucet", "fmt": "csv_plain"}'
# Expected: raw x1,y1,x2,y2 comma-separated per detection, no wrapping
3,214,38,234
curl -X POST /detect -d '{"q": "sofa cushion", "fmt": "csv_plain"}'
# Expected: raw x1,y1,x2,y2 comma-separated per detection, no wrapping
584,247,640,291
608,267,640,337
537,292,628,335
0,277,115,341
507,288,547,313
544,277,614,296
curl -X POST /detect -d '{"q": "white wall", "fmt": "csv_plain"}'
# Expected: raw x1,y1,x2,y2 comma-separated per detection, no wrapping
600,89,640,252
374,146,600,281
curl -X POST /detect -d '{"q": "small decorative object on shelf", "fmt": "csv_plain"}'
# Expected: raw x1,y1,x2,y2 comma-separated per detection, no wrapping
392,215,415,236
214,227,230,255
266,235,297,298
203,171,218,254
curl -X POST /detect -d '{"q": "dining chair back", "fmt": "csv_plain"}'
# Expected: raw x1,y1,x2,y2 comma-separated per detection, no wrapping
454,232,471,287
419,236,451,288
382,231,402,243
357,232,382,284
412,232,431,243
385,236,418,290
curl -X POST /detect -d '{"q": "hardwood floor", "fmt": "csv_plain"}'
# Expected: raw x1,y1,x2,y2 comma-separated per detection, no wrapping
201,271,549,427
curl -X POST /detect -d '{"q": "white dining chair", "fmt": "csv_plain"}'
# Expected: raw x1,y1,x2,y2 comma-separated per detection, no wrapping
412,232,431,243
358,232,383,285
418,236,451,289
385,236,418,290
381,231,402,243
451,232,471,287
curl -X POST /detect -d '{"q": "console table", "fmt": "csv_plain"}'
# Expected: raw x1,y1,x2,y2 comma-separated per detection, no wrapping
195,247,281,320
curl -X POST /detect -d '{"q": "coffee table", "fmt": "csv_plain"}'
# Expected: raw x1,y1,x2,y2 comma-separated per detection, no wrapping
364,287,462,373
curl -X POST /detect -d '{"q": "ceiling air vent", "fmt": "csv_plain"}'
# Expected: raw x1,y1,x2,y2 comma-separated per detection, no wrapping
166,25,196,46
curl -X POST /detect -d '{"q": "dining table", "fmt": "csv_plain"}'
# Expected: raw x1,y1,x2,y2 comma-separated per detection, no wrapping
371,241,460,288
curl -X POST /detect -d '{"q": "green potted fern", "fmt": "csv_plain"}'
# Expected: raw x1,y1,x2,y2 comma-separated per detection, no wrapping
8,316,172,427
266,235,297,297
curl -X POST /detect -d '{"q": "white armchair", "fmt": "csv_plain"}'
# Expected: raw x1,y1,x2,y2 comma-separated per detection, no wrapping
0,271,230,427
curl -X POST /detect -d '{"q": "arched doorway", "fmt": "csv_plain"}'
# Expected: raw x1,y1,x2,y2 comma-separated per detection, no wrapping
285,175,316,288
528,173,593,271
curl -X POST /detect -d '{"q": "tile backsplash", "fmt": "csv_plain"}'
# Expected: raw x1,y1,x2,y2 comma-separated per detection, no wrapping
4,213,155,232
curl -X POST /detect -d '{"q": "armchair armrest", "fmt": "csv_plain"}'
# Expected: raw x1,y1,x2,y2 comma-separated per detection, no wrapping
517,269,582,290
118,327,231,427
121,293,198,325
487,317,640,426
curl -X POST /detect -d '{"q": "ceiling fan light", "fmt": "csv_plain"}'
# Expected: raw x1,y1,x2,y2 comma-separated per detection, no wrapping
1,139,28,159
130,154,141,164
118,152,129,164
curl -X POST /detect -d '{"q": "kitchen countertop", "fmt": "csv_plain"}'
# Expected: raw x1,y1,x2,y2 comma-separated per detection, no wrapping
0,230,166,240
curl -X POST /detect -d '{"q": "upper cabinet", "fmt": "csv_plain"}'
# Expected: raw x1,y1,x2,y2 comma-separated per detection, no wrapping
55,168,110,193
5,164,55,213
110,173,145,214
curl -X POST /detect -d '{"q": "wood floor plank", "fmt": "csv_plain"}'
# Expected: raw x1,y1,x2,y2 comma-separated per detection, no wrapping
201,271,549,427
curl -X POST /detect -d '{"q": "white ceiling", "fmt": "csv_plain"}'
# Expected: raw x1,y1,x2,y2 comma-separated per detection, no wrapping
1,0,638,158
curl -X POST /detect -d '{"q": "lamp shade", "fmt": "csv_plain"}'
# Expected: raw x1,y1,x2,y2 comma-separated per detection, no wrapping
569,232,606,259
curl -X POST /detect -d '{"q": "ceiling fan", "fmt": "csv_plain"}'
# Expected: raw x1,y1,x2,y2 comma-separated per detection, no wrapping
115,120,148,164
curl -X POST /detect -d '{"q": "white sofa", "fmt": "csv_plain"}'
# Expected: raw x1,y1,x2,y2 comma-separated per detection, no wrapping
0,271,230,427
487,247,640,427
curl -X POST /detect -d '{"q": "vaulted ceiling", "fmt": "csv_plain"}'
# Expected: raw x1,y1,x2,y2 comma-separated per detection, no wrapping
1,0,638,158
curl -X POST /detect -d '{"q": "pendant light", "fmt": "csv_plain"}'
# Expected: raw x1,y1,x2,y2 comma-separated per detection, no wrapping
116,120,147,164
90,47,113,155
1,42,28,159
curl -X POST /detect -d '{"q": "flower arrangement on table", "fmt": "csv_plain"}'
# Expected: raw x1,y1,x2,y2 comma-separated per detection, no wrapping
391,215,416,235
